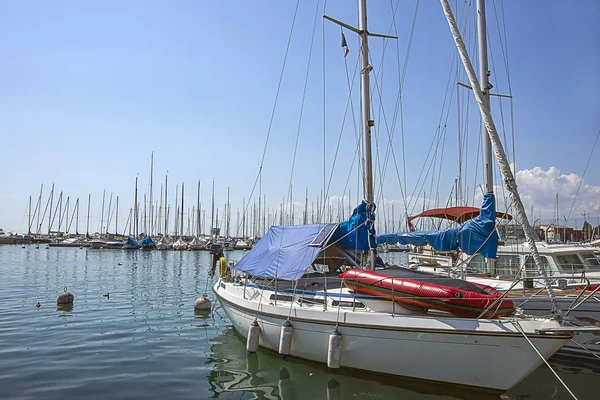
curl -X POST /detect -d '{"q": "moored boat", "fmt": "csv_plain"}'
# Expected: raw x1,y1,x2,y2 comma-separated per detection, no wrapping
139,236,155,250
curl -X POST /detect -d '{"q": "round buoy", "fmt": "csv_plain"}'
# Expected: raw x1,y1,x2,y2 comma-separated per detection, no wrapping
327,328,342,369
57,287,74,304
247,320,260,353
278,320,293,358
35,245,39,249
194,296,212,310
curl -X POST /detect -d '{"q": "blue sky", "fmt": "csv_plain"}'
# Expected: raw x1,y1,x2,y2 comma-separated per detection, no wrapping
1,0,599,235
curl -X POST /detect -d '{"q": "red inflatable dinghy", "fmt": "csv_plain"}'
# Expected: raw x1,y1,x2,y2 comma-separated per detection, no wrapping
340,269,514,319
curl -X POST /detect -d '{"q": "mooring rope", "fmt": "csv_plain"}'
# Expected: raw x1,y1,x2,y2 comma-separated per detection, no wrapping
511,320,577,400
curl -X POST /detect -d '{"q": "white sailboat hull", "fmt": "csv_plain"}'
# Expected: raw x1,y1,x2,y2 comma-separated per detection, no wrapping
214,280,571,391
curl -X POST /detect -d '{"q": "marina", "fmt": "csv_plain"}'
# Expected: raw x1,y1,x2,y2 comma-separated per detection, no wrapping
1,0,599,398
0,245,598,399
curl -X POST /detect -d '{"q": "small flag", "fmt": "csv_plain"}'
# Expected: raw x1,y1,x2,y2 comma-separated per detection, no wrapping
341,32,349,57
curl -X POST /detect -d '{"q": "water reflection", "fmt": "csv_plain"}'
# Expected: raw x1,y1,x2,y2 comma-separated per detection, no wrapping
207,328,502,400
56,303,74,312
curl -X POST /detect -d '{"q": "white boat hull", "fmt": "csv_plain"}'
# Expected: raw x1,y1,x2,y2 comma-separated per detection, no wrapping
214,280,571,391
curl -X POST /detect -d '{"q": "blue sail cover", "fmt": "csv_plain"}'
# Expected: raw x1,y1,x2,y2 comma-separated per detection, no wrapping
330,200,376,251
234,224,327,280
234,202,377,280
139,236,155,248
126,236,139,246
377,194,499,258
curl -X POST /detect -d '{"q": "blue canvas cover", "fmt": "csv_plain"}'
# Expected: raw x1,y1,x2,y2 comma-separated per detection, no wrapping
330,200,376,251
139,236,155,248
234,224,327,280
126,236,139,246
377,194,498,258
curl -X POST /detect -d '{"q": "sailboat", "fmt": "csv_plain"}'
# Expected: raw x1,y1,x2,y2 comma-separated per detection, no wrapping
172,183,188,250
213,0,586,391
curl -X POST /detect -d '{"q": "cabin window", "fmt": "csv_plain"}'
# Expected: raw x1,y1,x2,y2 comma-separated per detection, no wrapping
331,300,366,309
581,253,600,269
524,256,551,277
556,254,585,273
495,255,521,278
467,254,487,274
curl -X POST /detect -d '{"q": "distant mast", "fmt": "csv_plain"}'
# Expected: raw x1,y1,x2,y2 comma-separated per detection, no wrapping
149,152,154,237
211,179,215,240
28,196,32,235
86,194,91,237
164,172,168,236
180,182,184,239
134,176,138,238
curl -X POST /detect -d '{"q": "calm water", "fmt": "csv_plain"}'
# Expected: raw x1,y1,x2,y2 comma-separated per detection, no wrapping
0,245,598,400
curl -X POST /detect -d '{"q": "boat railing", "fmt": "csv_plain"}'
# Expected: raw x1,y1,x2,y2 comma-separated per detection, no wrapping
477,275,596,319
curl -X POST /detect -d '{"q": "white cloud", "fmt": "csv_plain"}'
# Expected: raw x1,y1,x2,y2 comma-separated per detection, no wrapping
478,166,600,225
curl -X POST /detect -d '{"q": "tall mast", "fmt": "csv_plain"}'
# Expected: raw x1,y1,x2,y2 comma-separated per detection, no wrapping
164,173,168,236
211,179,215,239
143,194,147,235
149,152,154,236
134,177,138,238
325,1,396,270
48,184,54,235
86,194,91,237
36,184,43,235
107,192,113,234
197,180,201,237
116,196,119,235
28,196,32,235
75,198,79,235
100,189,106,235
358,0,376,270
440,0,557,312
158,184,163,235
174,184,179,237
180,182,184,239
477,0,496,275
226,187,230,238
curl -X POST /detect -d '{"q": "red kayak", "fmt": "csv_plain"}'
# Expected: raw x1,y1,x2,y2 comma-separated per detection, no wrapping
340,269,514,319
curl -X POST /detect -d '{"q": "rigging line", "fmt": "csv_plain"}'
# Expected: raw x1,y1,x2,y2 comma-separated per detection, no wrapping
322,53,361,220
398,0,463,218
242,0,301,225
287,0,321,215
435,124,449,208
421,79,456,214
488,38,512,167
322,0,329,225
366,49,409,221
566,128,600,222
492,0,516,170
388,0,420,223
405,47,458,214
511,321,578,400
472,121,482,209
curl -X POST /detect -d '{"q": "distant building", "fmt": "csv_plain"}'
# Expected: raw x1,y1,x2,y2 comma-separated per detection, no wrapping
498,223,585,243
